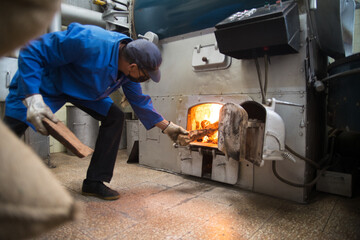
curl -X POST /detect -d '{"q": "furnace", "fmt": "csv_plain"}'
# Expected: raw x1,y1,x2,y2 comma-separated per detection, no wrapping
136,0,333,203
187,103,223,147
174,96,288,185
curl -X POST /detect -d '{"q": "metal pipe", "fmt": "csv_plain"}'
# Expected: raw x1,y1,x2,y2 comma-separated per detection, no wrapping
321,68,360,82
309,0,317,10
254,58,266,104
61,3,106,28
49,11,62,32
264,54,268,97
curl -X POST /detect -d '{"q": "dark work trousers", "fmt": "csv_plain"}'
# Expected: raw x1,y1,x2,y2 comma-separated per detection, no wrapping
3,103,124,183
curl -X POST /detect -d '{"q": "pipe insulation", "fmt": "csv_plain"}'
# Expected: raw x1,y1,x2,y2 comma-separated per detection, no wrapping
61,3,106,28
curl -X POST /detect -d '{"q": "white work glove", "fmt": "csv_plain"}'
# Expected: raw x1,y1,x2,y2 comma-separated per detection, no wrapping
23,94,58,135
163,122,190,146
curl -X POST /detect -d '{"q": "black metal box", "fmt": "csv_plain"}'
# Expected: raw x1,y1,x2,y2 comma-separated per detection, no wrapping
214,1,300,59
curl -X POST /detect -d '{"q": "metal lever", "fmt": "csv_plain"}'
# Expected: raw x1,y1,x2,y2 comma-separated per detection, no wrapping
266,98,304,108
173,143,190,149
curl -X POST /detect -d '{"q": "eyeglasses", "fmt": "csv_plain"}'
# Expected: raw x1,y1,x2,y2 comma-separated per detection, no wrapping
136,67,150,82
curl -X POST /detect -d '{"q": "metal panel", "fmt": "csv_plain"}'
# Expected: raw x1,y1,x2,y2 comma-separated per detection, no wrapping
138,96,181,172
180,148,203,177
0,57,18,102
316,170,352,197
212,154,239,184
192,43,231,71
236,159,254,190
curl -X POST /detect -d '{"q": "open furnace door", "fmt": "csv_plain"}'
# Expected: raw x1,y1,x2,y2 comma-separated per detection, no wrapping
218,103,248,161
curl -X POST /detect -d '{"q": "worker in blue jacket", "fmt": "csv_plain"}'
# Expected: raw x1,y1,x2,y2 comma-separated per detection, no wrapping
3,23,190,200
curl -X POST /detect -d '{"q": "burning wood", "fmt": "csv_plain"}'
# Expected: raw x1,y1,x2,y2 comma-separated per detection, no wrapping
176,121,219,146
201,120,219,130
189,128,217,141
189,121,219,142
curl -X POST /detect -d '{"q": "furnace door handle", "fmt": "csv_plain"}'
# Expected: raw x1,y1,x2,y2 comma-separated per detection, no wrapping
173,143,190,149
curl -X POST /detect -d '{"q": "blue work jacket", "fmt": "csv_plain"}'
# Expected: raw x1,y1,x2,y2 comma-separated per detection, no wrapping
5,23,163,130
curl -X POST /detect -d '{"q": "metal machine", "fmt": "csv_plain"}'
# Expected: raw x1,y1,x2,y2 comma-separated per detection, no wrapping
131,0,359,202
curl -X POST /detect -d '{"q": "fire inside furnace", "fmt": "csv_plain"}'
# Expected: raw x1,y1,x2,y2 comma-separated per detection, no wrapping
187,103,223,146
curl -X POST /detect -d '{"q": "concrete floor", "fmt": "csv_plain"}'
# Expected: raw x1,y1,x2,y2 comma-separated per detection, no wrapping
32,150,360,240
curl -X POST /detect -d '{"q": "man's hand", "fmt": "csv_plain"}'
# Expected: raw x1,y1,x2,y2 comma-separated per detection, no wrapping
163,122,190,146
177,134,191,146
23,94,58,135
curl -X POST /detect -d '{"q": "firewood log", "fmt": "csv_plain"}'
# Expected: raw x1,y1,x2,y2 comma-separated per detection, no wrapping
189,128,218,141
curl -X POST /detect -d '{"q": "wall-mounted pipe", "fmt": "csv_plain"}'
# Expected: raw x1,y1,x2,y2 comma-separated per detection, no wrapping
49,11,62,32
61,3,106,28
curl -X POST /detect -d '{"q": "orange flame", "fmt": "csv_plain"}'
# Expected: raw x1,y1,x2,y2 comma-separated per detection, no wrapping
188,103,223,143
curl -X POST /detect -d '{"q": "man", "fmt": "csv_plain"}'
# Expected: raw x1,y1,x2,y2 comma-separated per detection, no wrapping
3,23,190,200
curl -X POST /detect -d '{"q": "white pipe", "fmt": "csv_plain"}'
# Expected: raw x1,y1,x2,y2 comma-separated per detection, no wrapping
49,11,62,32
61,3,106,28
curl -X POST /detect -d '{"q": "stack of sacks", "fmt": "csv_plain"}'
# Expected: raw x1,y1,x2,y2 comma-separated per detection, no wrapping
0,121,79,239
0,0,61,56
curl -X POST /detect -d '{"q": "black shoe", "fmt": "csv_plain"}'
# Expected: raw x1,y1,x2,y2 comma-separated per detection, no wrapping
82,179,120,200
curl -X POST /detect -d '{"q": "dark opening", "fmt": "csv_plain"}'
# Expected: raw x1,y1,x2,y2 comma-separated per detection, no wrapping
202,151,213,179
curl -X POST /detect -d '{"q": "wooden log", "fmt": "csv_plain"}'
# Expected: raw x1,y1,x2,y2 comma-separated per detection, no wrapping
200,120,219,130
42,118,94,158
189,128,218,141
206,121,219,130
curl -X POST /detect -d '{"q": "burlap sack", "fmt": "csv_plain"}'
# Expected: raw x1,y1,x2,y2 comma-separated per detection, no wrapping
0,0,61,56
0,121,79,240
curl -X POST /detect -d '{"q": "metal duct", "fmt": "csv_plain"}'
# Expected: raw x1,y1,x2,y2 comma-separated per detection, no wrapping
61,3,106,28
